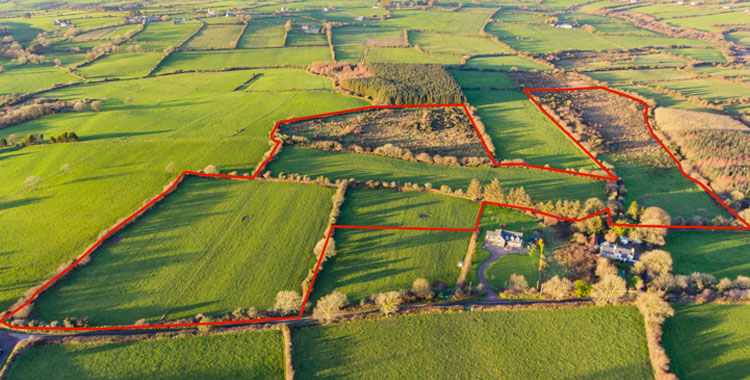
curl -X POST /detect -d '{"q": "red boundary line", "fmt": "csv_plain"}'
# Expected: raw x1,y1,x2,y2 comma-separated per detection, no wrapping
2,86,748,332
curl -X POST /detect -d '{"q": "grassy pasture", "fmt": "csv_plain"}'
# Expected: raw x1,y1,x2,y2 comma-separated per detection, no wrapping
154,48,332,72
664,48,727,63
0,65,81,95
286,31,328,46
68,16,122,30
493,11,548,24
183,24,244,49
463,54,550,71
268,146,605,203
655,78,750,103
560,53,690,71
373,9,492,35
34,178,333,325
612,83,707,111
465,90,599,171
604,154,731,220
558,13,658,36
692,66,750,79
664,12,749,32
450,69,516,89
332,26,404,63
665,230,750,279
77,52,163,80
293,306,652,380
237,19,286,48
0,71,368,310
486,23,620,53
237,69,333,91
128,21,201,50
408,31,510,55
364,47,462,64
663,304,750,380
726,31,750,47
599,35,713,49
586,68,693,83
5,331,284,379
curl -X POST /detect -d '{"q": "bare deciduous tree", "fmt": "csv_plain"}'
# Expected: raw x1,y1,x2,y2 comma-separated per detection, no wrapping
591,274,627,305
312,291,348,323
375,291,401,316
273,290,302,316
411,278,432,299
541,275,574,300
25,175,41,190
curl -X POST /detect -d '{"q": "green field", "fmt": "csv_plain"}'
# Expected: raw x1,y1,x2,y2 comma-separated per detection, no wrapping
586,68,693,83
375,9,492,35
77,53,163,80
0,71,368,311
237,19,286,48
268,146,606,203
665,230,750,279
293,306,653,379
0,65,81,95
129,21,201,50
364,47,463,64
664,12,749,32
332,26,404,63
663,304,750,380
653,78,750,103
450,69,516,89
310,188,478,302
663,48,727,63
154,48,332,72
237,69,333,91
726,31,750,47
463,55,551,71
465,90,599,171
486,23,620,53
287,31,328,46
5,331,284,379
409,31,510,55
34,178,333,325
183,24,244,49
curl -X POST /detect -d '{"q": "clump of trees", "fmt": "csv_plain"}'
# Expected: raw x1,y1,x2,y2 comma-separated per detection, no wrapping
590,258,627,305
0,98,95,130
273,290,302,316
341,63,464,105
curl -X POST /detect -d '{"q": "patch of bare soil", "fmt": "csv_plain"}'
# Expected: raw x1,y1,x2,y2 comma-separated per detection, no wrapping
278,107,488,159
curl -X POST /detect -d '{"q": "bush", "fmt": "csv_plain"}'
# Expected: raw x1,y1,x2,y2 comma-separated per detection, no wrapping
203,164,219,174
374,291,402,316
411,278,433,300
574,279,592,297
273,290,302,316
505,273,529,293
541,276,574,300
312,291,348,323
591,275,627,305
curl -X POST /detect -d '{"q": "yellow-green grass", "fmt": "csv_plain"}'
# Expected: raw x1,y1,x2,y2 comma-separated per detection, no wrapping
293,306,653,380
611,83,708,112
487,23,621,53
664,48,727,63
310,188,480,302
463,54,550,71
408,31,510,55
373,9,493,35
237,19,286,48
558,13,659,36
663,304,750,380
664,12,749,32
726,31,750,47
77,52,163,80
469,206,547,289
603,154,732,220
450,69,516,89
286,31,328,46
1,17,57,41
42,51,88,67
466,90,599,171
183,24,244,49
68,15,122,29
0,65,81,95
655,78,750,103
34,178,333,325
0,72,368,310
129,20,201,48
332,26,404,63
599,34,713,49
268,146,605,203
493,11,548,24
560,54,690,71
692,66,750,79
5,331,284,380
586,68,693,83
364,47,462,64
154,48,332,72
237,69,333,91
665,230,750,278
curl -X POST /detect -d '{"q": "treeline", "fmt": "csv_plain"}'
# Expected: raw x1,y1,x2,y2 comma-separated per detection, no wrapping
0,98,96,130
341,63,464,105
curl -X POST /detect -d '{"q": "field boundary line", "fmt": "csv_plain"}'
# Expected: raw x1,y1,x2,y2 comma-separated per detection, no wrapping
2,86,748,332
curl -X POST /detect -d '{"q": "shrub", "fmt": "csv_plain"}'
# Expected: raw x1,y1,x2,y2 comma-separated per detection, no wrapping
411,278,433,300
312,291,348,323
591,275,627,305
273,290,302,316
574,279,592,297
505,273,529,293
374,291,402,316
541,276,574,300
203,164,219,174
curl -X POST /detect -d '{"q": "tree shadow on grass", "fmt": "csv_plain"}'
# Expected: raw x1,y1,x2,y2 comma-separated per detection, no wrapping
0,196,52,212
82,129,173,142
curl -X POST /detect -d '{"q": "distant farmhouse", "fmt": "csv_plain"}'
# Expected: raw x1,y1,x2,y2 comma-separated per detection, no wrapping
355,15,367,21
301,25,322,34
484,229,525,251
599,237,640,263
53,19,71,27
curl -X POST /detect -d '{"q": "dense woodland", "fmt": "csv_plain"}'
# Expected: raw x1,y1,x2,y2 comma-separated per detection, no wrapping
341,63,464,105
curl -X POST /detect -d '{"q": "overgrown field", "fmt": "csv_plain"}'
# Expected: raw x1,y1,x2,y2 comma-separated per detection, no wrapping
5,331,284,379
34,178,333,325
293,306,653,379
663,304,750,380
